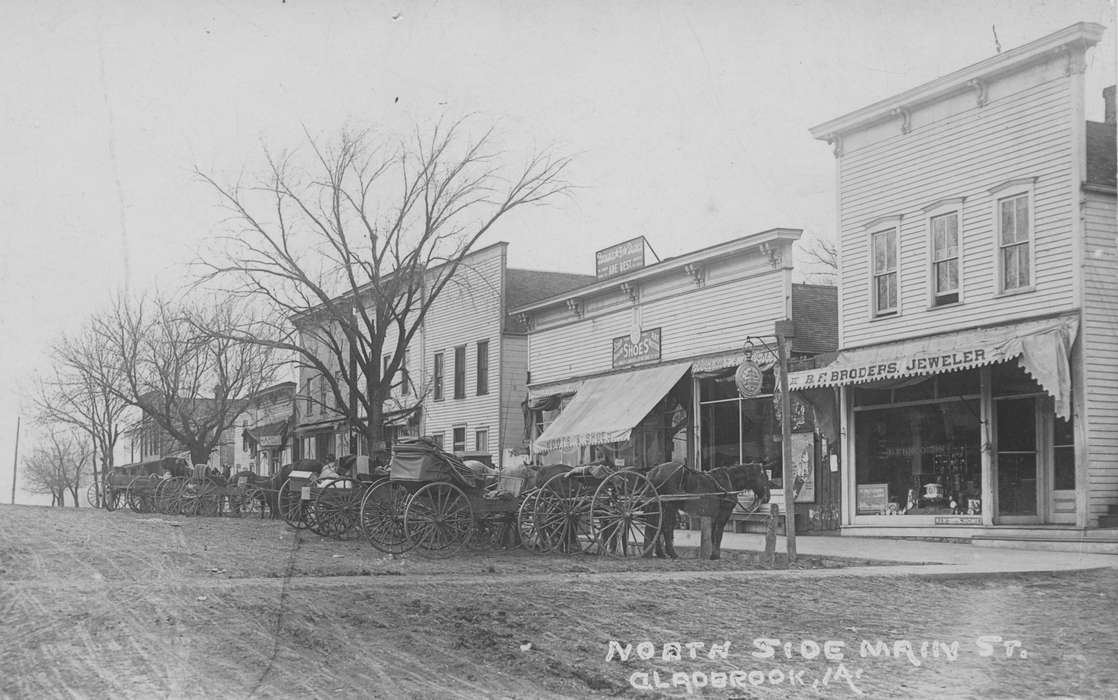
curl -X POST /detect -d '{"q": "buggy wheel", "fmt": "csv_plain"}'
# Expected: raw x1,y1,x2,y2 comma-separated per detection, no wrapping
193,480,222,517
311,478,363,540
232,487,265,519
516,491,541,551
404,482,473,557
467,511,520,551
588,471,661,557
86,481,101,508
127,476,156,513
359,480,413,554
533,474,594,554
277,478,311,530
104,487,122,512
159,477,188,515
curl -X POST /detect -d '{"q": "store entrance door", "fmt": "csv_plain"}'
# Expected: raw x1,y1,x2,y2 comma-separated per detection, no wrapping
994,397,1041,523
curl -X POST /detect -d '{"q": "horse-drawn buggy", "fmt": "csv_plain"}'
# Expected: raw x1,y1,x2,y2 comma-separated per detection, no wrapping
276,456,383,539
102,457,191,513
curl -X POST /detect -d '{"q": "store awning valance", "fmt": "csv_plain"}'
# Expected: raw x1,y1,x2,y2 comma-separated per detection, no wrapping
787,315,1079,418
245,420,290,448
533,362,691,452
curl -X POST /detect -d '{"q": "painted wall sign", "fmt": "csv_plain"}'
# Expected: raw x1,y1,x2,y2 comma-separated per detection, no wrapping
934,515,983,525
257,434,283,448
734,360,764,397
612,328,662,368
856,483,889,515
596,237,646,279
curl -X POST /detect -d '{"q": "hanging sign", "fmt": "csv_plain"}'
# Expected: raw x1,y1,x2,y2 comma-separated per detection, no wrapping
735,360,764,397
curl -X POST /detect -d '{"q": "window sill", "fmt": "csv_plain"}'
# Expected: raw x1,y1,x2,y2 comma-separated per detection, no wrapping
927,300,963,311
995,285,1036,298
869,311,899,322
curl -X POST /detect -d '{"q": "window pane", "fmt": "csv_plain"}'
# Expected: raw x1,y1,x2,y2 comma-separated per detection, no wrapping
944,215,958,257
1017,244,1030,287
1000,199,1015,245
873,233,886,273
885,231,897,269
1002,248,1018,289
1015,196,1029,242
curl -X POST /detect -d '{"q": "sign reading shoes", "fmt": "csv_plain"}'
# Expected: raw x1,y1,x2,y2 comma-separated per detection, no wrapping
612,328,661,368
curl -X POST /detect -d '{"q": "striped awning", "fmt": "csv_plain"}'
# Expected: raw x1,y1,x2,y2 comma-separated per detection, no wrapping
788,315,1079,418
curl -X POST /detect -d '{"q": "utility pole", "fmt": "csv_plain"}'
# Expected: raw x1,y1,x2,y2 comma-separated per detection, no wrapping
774,320,797,563
10,416,20,505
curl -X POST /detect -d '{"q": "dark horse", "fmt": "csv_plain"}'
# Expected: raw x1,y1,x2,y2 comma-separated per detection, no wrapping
644,461,773,560
243,459,324,519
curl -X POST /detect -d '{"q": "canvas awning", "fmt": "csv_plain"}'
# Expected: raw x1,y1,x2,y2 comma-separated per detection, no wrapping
245,420,290,449
532,362,691,452
787,315,1079,418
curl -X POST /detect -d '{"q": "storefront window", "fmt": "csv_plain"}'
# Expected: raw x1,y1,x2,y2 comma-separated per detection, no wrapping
698,372,781,479
1053,414,1075,490
854,371,982,516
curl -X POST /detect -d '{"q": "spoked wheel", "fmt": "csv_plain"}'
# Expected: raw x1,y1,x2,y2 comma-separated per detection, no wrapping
86,480,102,508
588,471,662,557
231,487,265,519
104,487,123,512
192,480,222,517
359,481,414,555
127,477,156,513
516,491,543,552
533,474,595,554
158,477,188,515
278,478,311,530
311,478,365,540
467,510,520,551
404,482,473,557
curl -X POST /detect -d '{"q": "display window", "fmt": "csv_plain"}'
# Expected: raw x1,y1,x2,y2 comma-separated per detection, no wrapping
698,371,783,481
853,370,982,516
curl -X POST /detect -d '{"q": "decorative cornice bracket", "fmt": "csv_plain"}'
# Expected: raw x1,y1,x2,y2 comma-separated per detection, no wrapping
825,133,843,158
758,242,783,270
565,297,584,318
683,263,705,287
516,312,535,331
619,281,639,304
891,106,912,135
966,78,988,107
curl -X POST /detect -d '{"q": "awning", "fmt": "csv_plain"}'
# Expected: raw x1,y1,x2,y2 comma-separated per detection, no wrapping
788,315,1079,418
533,362,691,452
245,420,290,449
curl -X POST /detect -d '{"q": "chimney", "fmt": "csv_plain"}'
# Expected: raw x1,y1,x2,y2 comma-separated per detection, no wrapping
1105,85,1116,125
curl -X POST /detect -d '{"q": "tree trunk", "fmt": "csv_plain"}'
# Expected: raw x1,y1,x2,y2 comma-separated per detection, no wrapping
366,399,385,466
189,444,211,467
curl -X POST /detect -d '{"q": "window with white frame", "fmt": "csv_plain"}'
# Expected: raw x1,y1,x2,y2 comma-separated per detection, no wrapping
871,227,898,316
930,211,960,305
998,192,1031,291
475,428,489,453
452,426,466,452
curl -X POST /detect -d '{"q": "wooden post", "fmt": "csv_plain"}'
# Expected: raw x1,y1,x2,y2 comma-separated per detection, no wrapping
10,416,20,505
764,503,778,566
775,320,797,563
699,516,713,559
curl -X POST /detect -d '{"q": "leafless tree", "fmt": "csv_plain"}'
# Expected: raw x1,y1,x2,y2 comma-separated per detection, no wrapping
195,120,570,457
795,233,838,284
32,323,131,504
82,294,277,466
22,428,92,507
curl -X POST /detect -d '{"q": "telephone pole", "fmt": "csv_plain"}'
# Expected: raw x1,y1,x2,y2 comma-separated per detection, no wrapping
775,320,797,562
10,416,21,505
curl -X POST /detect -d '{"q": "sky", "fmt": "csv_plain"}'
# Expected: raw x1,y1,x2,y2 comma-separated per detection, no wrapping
1,0,1114,505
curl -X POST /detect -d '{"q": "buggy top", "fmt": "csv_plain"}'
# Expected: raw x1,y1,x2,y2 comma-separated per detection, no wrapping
390,437,483,488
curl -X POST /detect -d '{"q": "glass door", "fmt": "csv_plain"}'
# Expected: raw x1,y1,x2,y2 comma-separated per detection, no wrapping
995,397,1040,522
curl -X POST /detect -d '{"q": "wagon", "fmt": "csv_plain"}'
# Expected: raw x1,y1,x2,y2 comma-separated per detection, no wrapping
358,439,520,556
277,460,384,539
519,464,664,557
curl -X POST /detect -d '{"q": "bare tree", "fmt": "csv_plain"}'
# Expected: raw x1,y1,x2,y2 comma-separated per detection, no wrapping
795,233,838,284
32,323,132,503
83,294,277,466
22,428,92,507
195,120,570,457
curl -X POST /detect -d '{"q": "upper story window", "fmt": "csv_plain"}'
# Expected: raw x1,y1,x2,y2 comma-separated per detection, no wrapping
998,193,1031,291
401,351,410,397
454,345,466,399
871,226,898,316
433,352,444,401
304,378,314,415
925,201,962,307
476,340,489,396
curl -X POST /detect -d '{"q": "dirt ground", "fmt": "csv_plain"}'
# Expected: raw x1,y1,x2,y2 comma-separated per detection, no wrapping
4,504,1116,700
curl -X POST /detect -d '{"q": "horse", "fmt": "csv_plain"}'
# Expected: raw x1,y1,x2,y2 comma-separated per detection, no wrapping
250,459,324,518
645,461,772,560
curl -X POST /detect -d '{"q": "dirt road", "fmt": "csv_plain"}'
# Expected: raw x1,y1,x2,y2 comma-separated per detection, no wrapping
3,505,1116,699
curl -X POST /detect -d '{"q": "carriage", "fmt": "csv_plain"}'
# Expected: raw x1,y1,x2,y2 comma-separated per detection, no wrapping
102,458,190,513
277,460,383,540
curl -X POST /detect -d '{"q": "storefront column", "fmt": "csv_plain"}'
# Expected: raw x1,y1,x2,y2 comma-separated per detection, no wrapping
980,367,995,526
1072,341,1089,528
840,385,854,526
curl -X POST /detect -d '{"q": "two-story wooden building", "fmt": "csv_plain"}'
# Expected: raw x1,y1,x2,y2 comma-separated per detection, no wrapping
789,23,1117,537
239,381,296,476
513,231,839,528
292,242,593,468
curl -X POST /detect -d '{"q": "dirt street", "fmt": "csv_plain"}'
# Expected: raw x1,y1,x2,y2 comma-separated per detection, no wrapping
2,504,1116,699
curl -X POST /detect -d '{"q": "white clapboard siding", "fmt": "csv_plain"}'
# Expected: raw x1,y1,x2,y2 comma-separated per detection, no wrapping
500,334,529,454
838,77,1076,348
528,268,786,385
421,244,506,457
1082,191,1118,526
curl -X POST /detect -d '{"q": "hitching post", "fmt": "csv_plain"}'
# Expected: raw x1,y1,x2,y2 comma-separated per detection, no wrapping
775,319,797,563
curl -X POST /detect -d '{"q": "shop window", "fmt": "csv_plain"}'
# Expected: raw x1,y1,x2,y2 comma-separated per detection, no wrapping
997,192,1032,292
452,427,466,452
698,373,780,478
992,362,1042,397
454,345,466,399
930,210,960,305
892,377,936,403
433,352,444,401
1053,413,1075,490
854,398,982,516
871,227,898,316
476,340,489,396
